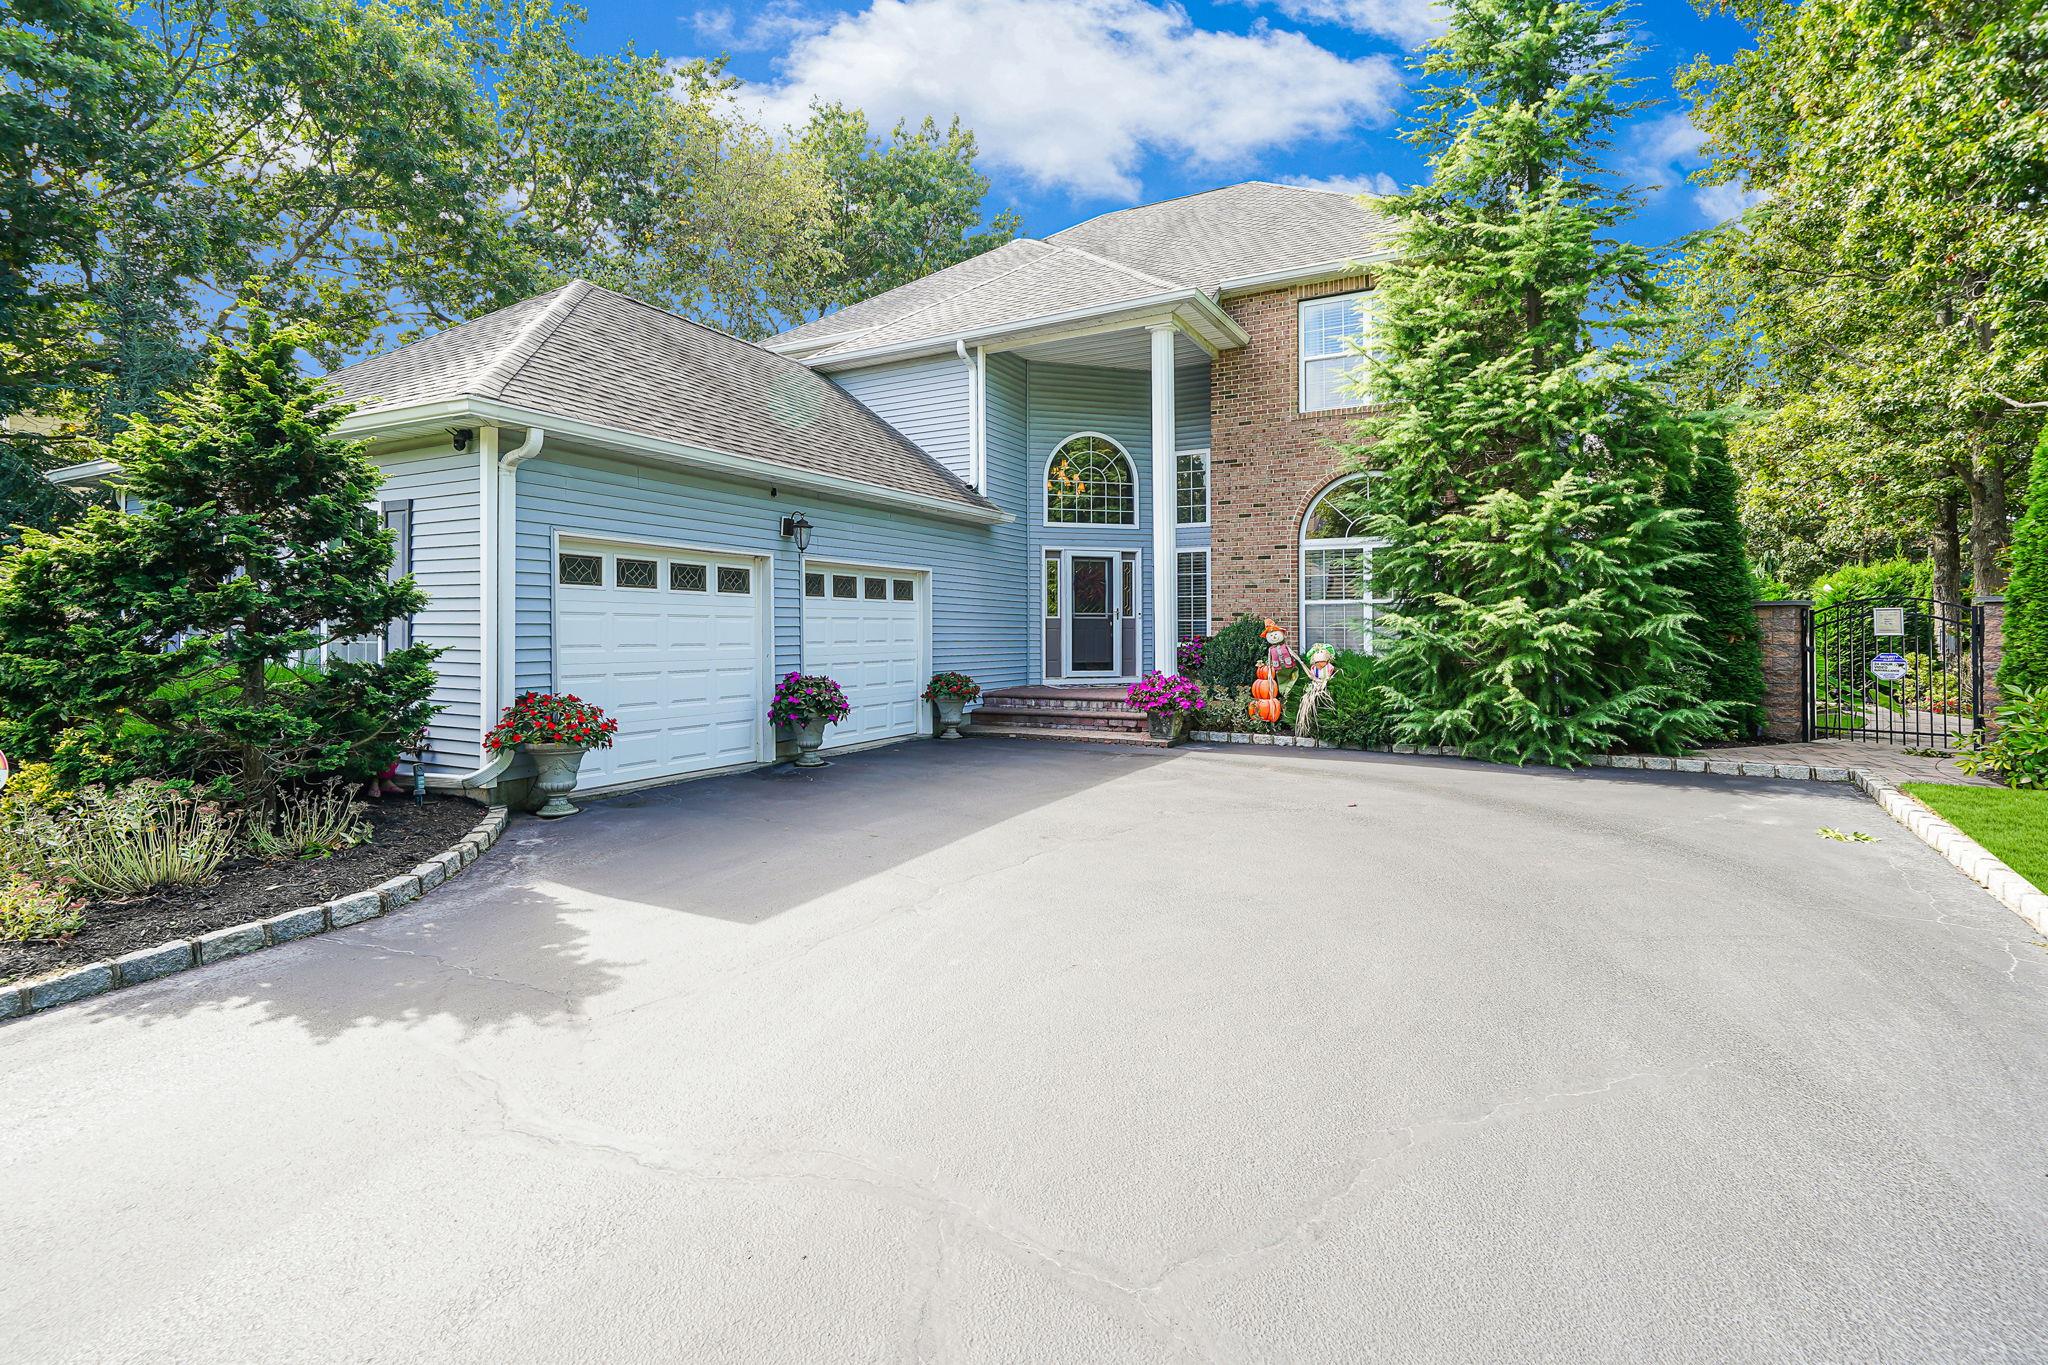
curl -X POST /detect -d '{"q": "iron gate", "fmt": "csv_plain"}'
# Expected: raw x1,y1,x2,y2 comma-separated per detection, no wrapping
1807,595,1981,746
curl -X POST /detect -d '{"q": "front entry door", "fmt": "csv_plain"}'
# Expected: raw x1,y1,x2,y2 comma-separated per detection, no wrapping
1067,554,1117,674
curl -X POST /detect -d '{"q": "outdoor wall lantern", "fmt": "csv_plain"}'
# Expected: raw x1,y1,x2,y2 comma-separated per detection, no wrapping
780,512,814,552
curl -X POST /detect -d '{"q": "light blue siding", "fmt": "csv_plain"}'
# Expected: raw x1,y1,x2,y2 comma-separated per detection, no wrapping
372,445,485,775
832,355,973,484
513,450,1029,695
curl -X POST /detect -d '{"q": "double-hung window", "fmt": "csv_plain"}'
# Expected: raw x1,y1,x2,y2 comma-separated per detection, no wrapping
1299,291,1372,412
1174,450,1209,527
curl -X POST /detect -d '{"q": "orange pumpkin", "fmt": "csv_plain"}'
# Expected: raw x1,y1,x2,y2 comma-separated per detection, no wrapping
1249,665,1282,722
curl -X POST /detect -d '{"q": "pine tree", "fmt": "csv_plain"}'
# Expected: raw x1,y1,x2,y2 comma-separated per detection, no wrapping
1342,0,1726,764
0,315,439,800
1668,428,1766,736
1998,427,2048,694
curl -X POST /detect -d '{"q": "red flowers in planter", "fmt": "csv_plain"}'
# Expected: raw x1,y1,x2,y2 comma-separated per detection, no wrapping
484,692,620,752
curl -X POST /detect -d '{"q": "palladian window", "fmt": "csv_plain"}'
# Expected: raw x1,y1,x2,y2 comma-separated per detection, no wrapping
1300,476,1385,654
1044,435,1136,526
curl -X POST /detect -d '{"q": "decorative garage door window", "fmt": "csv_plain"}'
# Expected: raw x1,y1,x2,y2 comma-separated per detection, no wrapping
1300,477,1385,653
1044,435,1135,525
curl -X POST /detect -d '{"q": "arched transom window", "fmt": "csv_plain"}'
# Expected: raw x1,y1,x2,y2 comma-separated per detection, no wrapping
1044,435,1135,526
1300,476,1385,654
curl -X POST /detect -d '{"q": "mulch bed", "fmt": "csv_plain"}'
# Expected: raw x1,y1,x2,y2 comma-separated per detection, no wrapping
2,794,486,985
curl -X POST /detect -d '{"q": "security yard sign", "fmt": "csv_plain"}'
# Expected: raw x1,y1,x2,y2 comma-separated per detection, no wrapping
1871,607,1906,636
1871,652,1910,681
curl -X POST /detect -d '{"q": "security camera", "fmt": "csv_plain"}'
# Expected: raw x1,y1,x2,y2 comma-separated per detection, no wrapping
448,427,474,453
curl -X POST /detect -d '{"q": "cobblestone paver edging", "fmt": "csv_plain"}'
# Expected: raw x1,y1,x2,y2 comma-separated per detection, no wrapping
0,805,511,1022
1186,733,2047,935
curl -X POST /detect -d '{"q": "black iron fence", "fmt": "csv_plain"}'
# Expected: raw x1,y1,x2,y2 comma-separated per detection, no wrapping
1808,595,1979,746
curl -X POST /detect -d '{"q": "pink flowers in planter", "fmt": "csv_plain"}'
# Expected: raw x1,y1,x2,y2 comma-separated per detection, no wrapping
769,672,851,728
1126,672,1205,715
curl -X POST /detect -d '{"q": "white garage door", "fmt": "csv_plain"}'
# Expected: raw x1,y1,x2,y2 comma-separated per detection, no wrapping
803,565,928,751
554,541,764,788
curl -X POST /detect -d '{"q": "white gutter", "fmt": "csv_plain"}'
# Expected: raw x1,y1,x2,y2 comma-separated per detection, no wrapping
1214,250,1397,299
44,458,119,487
799,288,1250,372
336,396,1008,526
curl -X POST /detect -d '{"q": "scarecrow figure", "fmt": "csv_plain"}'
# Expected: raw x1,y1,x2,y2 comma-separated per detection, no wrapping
1294,643,1338,737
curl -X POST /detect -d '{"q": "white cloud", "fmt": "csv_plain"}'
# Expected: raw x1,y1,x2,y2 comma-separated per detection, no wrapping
734,0,1405,200
1243,0,1446,48
693,2,829,51
1279,171,1400,196
1621,112,1763,224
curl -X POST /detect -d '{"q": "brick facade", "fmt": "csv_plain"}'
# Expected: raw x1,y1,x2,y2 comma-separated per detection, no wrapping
1208,275,1376,639
1754,601,1809,741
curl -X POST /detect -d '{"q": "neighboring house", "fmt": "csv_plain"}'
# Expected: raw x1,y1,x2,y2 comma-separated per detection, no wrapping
51,181,1396,795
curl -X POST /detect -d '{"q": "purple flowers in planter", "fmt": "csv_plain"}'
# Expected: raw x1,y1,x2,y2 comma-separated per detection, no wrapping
1126,672,1205,715
769,672,851,727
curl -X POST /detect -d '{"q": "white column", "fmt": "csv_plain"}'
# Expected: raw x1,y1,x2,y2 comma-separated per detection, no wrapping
1149,323,1178,671
477,425,500,755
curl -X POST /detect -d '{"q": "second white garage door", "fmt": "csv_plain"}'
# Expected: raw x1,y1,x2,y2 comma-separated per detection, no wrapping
802,564,928,751
554,540,766,789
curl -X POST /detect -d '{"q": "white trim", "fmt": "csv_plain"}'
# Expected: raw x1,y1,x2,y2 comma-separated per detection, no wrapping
477,427,500,766
1299,290,1372,414
1174,447,1211,528
1149,322,1178,671
336,396,1009,527
1298,475,1385,655
550,529,777,778
1040,431,1138,528
1050,546,1135,681
1215,249,1395,300
1175,546,1212,643
785,289,1249,370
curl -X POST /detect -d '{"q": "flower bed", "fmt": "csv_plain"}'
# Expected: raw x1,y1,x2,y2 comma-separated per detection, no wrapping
0,794,483,987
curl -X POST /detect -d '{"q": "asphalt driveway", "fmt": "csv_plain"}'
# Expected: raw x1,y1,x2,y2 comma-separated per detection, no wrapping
5,741,2048,1362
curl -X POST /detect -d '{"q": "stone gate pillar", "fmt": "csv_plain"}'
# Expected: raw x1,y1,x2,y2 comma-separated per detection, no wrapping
1977,596,2006,722
1753,600,1810,742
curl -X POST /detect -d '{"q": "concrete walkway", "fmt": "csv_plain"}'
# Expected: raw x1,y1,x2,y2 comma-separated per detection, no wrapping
1700,739,1996,787
3,742,2046,1361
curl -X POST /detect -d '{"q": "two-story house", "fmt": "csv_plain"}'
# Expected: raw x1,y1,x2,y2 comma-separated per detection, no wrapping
312,181,1396,793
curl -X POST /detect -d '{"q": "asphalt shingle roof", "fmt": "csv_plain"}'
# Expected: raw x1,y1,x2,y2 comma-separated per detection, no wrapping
329,281,996,515
773,181,1399,359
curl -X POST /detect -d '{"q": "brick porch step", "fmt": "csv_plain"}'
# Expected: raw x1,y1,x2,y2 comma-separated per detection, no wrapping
967,704,1149,732
961,723,1172,747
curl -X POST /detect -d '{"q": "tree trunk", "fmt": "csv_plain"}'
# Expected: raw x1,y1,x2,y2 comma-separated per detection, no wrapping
1931,495,1964,657
238,656,269,806
1967,444,2011,596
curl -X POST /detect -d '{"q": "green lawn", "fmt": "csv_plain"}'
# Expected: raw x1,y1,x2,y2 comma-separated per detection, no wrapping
1900,783,2048,894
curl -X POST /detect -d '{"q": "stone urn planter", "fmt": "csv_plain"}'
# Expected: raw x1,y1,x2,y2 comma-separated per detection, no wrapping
794,716,829,767
526,741,590,818
1127,672,1203,748
1147,710,1185,743
923,672,981,743
771,673,852,771
483,692,620,821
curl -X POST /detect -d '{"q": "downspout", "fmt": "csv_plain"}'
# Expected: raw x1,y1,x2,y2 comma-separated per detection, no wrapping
444,425,546,792
957,339,983,492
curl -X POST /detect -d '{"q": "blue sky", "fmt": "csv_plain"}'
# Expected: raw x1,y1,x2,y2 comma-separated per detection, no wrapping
575,0,1753,250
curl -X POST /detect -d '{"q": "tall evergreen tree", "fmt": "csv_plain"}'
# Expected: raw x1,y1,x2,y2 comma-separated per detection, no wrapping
0,316,439,800
1668,428,1766,736
1344,0,1726,764
1998,427,2048,695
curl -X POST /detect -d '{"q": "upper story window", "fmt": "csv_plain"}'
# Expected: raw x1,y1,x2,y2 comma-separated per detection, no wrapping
1044,434,1135,526
1300,291,1371,413
1175,450,1209,526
